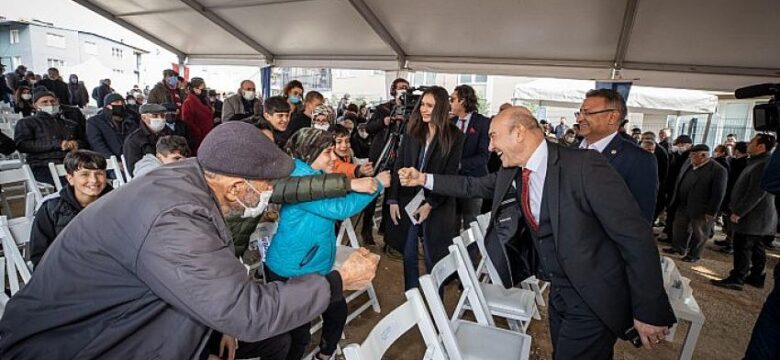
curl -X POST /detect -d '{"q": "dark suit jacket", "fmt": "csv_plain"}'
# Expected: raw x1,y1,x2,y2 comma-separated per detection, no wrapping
453,113,490,177
669,159,728,218
385,126,464,263
731,154,777,236
432,141,676,337
761,149,780,195
599,135,658,223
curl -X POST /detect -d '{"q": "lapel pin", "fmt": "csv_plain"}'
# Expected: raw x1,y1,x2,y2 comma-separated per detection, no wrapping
610,150,617,155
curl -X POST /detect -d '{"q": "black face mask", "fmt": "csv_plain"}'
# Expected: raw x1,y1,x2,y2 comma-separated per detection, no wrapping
111,105,124,117
165,113,176,124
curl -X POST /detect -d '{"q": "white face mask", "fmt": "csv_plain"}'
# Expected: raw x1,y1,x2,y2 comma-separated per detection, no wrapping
358,131,369,139
147,117,166,133
39,105,60,115
21,93,32,100
313,123,330,131
243,91,255,101
127,100,136,105
236,180,273,218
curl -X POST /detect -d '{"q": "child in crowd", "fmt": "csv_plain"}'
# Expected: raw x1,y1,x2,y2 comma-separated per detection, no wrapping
329,124,374,179
264,128,386,360
132,135,191,177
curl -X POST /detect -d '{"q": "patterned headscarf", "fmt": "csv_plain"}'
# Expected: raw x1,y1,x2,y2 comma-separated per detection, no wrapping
285,128,335,165
311,104,334,124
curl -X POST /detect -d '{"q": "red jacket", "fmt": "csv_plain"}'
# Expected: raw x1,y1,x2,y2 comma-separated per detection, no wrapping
181,93,214,152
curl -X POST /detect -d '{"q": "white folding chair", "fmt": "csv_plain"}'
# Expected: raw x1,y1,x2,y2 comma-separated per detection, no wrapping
453,230,539,333
663,258,705,360
0,215,33,297
0,165,43,215
308,219,382,358
342,289,446,360
107,156,126,187
120,155,133,181
469,219,549,307
419,246,532,360
48,162,67,192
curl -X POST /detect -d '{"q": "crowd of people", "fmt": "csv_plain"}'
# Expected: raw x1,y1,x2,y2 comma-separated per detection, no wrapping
0,61,777,360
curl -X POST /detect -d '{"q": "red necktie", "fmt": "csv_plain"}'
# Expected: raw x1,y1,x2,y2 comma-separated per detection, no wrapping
520,168,539,232
459,119,466,132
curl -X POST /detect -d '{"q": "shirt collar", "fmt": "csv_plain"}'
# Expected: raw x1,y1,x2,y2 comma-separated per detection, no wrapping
579,131,618,153
458,112,473,122
525,139,548,173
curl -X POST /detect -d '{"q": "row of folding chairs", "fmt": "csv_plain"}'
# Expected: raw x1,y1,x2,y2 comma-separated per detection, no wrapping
343,215,544,360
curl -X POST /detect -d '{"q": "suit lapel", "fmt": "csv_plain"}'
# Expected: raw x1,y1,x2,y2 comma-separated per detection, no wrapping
544,141,561,248
492,167,519,217
601,134,623,162
421,136,438,172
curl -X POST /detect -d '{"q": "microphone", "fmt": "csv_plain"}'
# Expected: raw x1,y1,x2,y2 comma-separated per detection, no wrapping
734,83,780,99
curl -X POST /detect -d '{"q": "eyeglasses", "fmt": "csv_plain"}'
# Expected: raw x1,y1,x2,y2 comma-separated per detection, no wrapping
574,108,616,118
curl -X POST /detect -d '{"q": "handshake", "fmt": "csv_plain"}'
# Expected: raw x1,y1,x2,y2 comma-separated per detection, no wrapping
337,248,381,291
397,167,426,187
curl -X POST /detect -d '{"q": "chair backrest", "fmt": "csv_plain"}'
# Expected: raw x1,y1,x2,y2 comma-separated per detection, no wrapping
420,245,495,360
469,221,503,285
107,156,126,186
48,162,67,192
0,165,43,205
449,237,495,326
476,212,491,235
456,227,488,281
0,216,32,295
342,289,445,360
120,154,132,181
336,218,360,248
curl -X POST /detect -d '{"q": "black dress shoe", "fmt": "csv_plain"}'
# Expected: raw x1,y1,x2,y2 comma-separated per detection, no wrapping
711,277,744,290
714,239,730,247
745,274,766,289
662,247,683,255
681,256,699,263
718,246,734,255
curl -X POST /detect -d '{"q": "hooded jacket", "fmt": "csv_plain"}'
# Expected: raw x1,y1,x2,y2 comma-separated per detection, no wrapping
265,159,380,277
86,109,139,158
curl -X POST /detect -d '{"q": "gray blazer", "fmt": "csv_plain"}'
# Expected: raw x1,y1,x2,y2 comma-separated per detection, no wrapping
730,153,777,236
222,93,263,122
669,159,728,218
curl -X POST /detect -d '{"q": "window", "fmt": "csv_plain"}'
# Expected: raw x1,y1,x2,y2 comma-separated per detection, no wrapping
12,56,22,69
47,58,66,68
46,33,66,48
112,69,124,75
458,74,488,84
9,30,20,44
112,47,124,59
84,41,98,55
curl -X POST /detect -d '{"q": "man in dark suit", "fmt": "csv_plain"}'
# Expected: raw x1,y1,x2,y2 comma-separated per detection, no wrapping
450,84,490,228
658,128,672,153
399,107,675,358
642,131,670,223
715,141,749,253
577,89,658,223
663,144,727,262
712,134,777,290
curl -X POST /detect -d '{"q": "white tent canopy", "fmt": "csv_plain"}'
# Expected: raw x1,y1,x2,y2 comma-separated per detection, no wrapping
514,78,719,115
73,0,780,91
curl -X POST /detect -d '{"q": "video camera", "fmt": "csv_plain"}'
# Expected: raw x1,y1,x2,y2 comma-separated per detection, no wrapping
735,83,780,132
374,86,430,175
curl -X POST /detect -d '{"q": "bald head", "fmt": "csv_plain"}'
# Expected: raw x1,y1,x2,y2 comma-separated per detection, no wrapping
495,106,540,132
488,106,545,168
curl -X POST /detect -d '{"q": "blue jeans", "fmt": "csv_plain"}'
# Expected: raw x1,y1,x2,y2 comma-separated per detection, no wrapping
403,223,433,290
744,265,780,359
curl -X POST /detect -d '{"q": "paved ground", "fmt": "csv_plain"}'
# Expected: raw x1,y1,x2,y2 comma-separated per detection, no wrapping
321,225,776,360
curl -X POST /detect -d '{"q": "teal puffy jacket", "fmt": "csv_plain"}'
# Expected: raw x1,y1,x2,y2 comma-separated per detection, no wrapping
265,159,381,277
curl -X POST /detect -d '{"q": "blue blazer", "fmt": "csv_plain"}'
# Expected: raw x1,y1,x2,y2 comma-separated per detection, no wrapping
599,135,658,223
453,113,490,177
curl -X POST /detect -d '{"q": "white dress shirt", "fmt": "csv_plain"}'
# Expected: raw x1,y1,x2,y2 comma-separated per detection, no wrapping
523,140,548,221
456,112,473,134
578,131,618,153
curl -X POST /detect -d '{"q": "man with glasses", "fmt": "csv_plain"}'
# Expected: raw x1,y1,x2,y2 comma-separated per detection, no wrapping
663,144,727,262
576,89,658,223
450,84,490,229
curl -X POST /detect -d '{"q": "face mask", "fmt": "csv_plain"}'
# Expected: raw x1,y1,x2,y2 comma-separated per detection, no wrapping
165,113,177,124
236,180,273,218
111,105,124,116
166,77,178,88
358,131,369,139
147,117,166,132
39,105,60,115
288,95,302,105
313,123,330,131
70,78,78,84
243,91,255,101
127,100,136,105
21,93,32,100
209,97,216,102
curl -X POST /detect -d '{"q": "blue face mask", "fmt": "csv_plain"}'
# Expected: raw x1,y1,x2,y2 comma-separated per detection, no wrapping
288,95,302,105
166,77,178,88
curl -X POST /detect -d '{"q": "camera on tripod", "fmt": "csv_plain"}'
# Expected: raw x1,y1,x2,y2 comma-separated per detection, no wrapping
735,83,780,132
373,86,430,175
